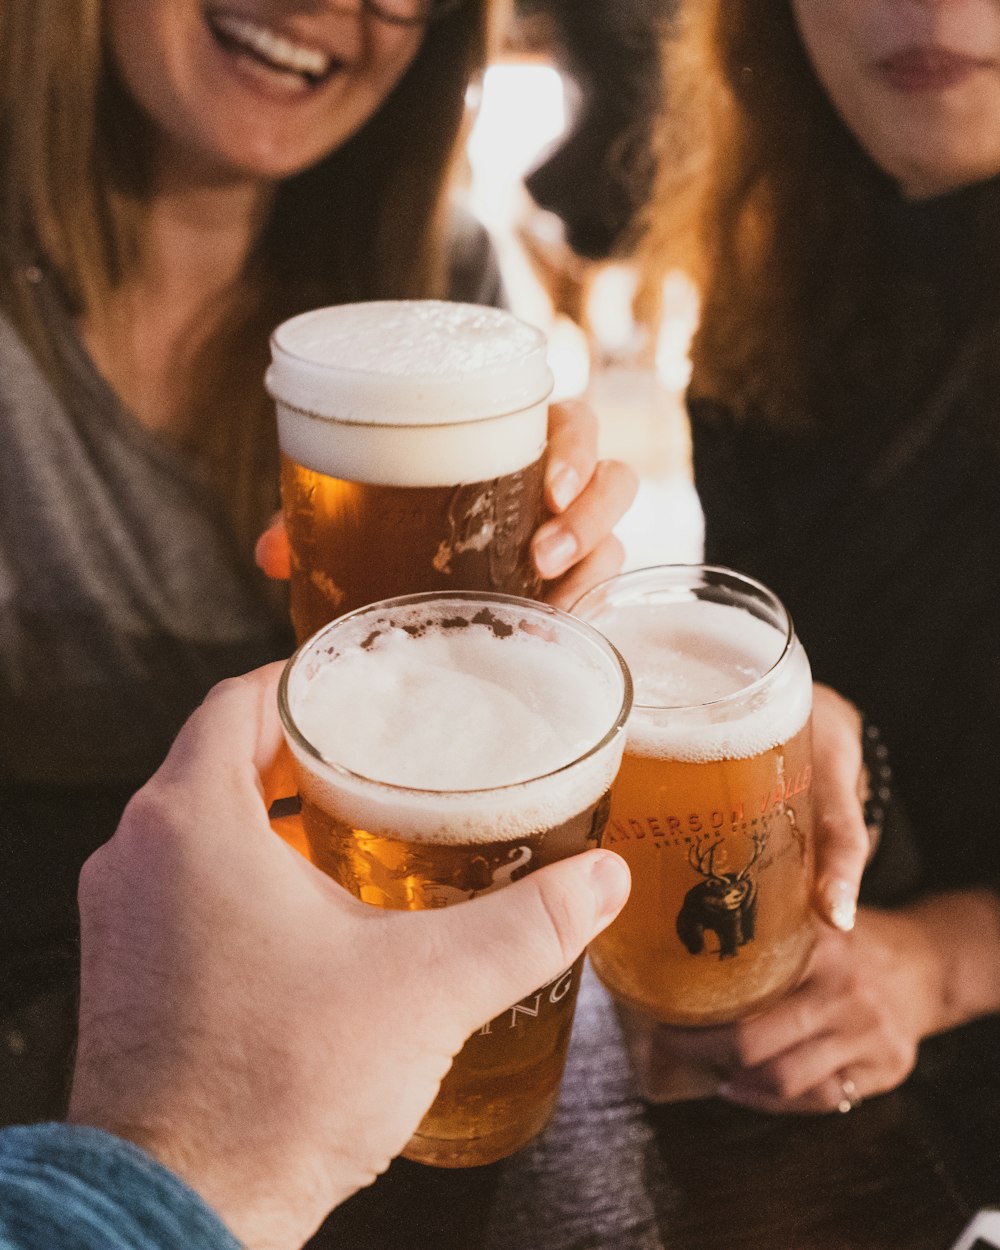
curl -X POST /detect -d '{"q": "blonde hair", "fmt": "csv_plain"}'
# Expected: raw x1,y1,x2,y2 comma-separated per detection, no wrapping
0,0,494,551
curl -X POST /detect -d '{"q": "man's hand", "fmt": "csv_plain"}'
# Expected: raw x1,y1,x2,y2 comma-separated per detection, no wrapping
69,664,630,1250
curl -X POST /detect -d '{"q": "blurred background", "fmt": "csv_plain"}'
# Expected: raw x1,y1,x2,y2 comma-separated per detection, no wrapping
457,0,703,569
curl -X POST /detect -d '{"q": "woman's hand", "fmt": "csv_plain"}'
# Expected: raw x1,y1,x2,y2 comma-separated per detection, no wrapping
655,907,942,1113
255,399,637,605
530,399,636,607
809,683,871,932
632,888,1000,1114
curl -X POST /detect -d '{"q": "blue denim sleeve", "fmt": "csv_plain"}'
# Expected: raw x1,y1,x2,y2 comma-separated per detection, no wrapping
0,1124,244,1250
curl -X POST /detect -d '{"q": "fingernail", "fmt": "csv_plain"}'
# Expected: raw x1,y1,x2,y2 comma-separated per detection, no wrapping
533,527,578,578
825,879,857,932
548,464,581,513
716,1081,733,1098
588,851,631,922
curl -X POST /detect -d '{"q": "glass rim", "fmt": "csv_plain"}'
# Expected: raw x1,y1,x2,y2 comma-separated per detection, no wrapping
278,589,634,799
266,300,553,426
571,563,797,715
267,386,553,432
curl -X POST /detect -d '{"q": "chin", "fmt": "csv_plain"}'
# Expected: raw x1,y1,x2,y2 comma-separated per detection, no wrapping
897,153,1000,199
191,129,336,182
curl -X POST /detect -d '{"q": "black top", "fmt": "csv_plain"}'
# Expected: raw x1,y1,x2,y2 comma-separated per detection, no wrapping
689,181,1000,897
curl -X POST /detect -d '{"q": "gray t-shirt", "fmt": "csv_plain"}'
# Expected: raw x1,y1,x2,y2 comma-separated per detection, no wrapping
0,207,504,1023
0,296,291,788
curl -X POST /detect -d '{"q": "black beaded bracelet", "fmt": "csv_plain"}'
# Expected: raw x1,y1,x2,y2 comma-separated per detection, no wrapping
860,717,893,856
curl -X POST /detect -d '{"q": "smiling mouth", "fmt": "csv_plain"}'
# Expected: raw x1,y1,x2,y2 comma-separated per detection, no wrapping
206,10,344,87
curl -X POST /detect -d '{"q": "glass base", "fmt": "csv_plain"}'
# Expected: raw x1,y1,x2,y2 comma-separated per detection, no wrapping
400,1090,557,1168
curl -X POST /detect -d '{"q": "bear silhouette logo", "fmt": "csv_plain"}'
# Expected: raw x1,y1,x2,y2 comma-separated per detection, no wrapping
676,830,768,959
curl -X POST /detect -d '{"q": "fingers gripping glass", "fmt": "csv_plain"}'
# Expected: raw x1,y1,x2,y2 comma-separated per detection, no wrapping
364,0,467,24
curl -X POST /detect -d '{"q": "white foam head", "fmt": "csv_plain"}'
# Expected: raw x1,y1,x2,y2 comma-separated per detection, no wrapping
281,597,630,842
585,598,812,762
267,301,553,487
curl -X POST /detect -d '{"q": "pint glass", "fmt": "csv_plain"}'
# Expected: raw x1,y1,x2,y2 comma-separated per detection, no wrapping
574,566,815,1027
278,591,631,1166
267,301,553,640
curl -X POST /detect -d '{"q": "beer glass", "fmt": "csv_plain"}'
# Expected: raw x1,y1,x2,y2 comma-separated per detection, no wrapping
267,300,554,640
573,565,815,1027
278,590,632,1167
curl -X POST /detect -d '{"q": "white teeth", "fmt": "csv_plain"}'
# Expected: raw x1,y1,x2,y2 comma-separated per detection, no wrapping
211,12,332,78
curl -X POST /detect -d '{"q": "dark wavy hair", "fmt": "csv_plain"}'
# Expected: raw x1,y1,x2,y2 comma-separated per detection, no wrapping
518,0,674,260
638,0,1000,432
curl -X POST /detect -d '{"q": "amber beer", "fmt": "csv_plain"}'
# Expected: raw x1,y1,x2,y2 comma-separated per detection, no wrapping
266,301,553,640
574,566,815,1027
278,591,631,1167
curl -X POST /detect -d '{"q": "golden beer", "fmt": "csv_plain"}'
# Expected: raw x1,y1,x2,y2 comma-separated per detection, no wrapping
279,453,545,641
267,301,553,640
574,566,815,1027
279,592,631,1167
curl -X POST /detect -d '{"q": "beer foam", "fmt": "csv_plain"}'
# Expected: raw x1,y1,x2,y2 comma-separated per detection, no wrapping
276,400,547,486
589,599,811,762
267,300,553,425
286,622,626,841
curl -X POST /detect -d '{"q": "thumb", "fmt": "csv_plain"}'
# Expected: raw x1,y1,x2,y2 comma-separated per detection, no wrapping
254,511,291,581
413,849,630,1038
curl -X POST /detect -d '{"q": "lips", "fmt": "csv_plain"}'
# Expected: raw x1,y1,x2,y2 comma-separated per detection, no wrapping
206,8,345,87
877,45,991,92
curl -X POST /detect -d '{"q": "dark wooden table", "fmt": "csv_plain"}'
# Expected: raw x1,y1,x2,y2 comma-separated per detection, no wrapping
314,964,999,1250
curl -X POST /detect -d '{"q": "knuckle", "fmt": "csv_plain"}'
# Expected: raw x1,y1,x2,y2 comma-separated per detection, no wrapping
884,1034,917,1076
531,874,590,970
117,782,179,849
595,458,639,506
550,398,595,445
603,535,626,573
76,845,107,909
561,397,596,431
814,804,866,845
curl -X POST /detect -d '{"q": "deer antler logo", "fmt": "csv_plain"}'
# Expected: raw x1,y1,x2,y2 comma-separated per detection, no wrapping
675,829,768,959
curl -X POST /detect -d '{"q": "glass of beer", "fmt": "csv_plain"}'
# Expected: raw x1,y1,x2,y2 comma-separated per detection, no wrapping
278,590,632,1167
573,565,815,1027
267,300,554,641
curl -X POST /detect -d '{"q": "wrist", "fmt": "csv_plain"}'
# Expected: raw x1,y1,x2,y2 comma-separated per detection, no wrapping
0,1124,244,1250
899,889,1000,1034
67,1081,325,1250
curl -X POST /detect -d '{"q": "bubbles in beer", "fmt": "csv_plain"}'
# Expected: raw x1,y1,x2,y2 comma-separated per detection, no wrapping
589,599,811,762
286,612,626,842
296,626,614,789
267,300,552,427
276,301,544,382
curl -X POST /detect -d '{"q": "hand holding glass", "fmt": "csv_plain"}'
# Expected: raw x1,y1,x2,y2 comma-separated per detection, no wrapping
268,301,553,639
